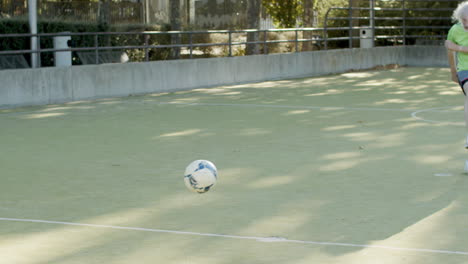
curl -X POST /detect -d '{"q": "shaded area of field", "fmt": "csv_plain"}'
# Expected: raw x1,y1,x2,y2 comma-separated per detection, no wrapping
1,67,467,264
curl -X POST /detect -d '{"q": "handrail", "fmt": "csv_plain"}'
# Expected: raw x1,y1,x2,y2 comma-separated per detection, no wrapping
0,23,447,68
324,4,452,49
0,28,329,67
0,2,455,69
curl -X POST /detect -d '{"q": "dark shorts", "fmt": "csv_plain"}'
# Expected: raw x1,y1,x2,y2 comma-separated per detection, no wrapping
458,70,468,95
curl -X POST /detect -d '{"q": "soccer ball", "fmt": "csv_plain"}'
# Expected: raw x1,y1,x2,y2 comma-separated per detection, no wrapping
184,160,218,193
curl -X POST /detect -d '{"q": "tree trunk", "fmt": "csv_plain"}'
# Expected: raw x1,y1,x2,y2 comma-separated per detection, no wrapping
350,0,361,48
98,0,111,49
302,0,315,51
246,0,261,55
170,0,181,59
98,0,111,26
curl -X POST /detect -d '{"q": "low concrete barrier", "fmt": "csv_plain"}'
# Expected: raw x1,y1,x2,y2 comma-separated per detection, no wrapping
0,46,448,109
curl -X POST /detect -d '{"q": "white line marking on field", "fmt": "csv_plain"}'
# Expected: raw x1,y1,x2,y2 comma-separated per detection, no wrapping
158,102,465,126
257,236,289,242
2,100,463,126
155,102,412,112
410,107,463,125
2,101,464,126
434,173,453,177
1,217,468,256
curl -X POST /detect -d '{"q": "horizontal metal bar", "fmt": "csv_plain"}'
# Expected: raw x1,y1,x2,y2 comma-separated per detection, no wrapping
0,28,326,39
328,16,451,20
324,25,450,31
0,23,449,40
396,0,457,1
0,21,451,59
0,49,36,55
328,5,457,11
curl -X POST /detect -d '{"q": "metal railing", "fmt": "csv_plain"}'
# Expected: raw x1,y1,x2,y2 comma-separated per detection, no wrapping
0,24,448,69
323,3,454,49
0,2,456,69
0,28,330,68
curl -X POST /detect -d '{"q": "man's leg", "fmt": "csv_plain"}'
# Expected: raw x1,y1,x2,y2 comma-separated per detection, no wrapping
462,83,468,172
464,82,468,148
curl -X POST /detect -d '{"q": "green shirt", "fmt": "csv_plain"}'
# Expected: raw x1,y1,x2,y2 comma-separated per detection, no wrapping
447,23,468,71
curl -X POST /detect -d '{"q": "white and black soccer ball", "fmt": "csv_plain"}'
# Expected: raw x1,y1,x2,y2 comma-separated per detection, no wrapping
184,160,218,193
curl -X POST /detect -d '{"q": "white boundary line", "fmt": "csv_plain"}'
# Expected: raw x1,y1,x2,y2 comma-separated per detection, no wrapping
157,102,467,126
157,102,464,125
1,217,468,256
154,102,412,112
2,101,464,126
0,105,466,255
410,106,463,125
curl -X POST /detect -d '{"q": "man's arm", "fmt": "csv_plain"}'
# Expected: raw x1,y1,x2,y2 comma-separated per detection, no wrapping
448,49,458,83
446,40,468,52
446,41,459,83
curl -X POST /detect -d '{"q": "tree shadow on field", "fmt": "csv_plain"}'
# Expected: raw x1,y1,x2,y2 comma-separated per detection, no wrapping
1,67,468,263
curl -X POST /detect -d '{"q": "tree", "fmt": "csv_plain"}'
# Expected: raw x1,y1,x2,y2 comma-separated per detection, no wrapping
263,0,350,50
350,0,362,48
170,0,181,59
262,0,302,28
98,0,110,26
246,0,261,55
302,0,314,51
262,0,348,29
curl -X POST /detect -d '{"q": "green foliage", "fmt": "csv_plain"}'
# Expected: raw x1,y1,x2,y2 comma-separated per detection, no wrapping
261,0,348,29
313,0,347,27
262,0,303,28
0,18,171,65
0,18,30,52
0,18,103,66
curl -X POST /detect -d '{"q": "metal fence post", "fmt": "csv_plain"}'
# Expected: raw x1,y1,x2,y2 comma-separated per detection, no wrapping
263,30,267,54
402,0,406,45
370,0,375,47
94,34,99,64
348,2,352,48
37,34,41,67
295,30,299,52
324,8,331,50
228,31,232,57
189,32,193,59
144,34,149,62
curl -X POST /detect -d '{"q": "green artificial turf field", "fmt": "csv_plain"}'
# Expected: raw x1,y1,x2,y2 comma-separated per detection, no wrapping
1,67,468,263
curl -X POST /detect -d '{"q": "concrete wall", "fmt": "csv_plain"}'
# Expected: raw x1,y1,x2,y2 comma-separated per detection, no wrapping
0,46,448,109
404,46,448,67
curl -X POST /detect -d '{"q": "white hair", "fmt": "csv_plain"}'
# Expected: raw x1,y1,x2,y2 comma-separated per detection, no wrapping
453,1,468,22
